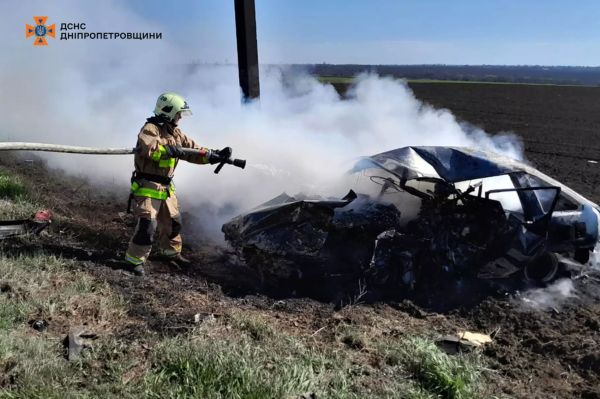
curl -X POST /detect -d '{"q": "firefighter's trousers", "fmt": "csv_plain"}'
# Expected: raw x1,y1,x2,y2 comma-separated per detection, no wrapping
125,193,182,266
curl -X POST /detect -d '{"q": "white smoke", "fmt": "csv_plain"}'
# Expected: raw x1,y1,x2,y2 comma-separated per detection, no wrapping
1,0,525,238
521,279,577,310
588,249,600,271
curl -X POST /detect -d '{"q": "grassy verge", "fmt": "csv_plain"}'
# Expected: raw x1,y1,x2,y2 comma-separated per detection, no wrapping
0,286,496,399
143,314,495,399
0,253,130,398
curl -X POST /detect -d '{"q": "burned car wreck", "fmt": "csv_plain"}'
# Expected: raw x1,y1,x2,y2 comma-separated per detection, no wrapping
222,146,600,293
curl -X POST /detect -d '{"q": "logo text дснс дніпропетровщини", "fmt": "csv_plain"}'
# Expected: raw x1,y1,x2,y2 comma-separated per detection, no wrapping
26,18,162,45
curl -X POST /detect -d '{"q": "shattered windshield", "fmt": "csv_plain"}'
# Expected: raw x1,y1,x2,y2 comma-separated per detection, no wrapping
353,168,431,223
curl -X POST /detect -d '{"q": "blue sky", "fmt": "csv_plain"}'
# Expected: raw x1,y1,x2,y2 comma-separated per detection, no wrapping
98,0,600,65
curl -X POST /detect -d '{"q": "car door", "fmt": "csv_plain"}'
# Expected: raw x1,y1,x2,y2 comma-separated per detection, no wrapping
477,186,560,278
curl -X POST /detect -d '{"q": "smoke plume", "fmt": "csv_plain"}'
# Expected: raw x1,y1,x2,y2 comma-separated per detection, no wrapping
0,0,525,239
521,279,577,311
588,250,600,271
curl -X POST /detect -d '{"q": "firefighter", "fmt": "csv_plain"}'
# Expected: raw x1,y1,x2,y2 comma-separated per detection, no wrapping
124,93,227,276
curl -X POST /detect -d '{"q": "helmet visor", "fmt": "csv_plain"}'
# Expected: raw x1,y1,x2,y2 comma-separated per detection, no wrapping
179,101,192,117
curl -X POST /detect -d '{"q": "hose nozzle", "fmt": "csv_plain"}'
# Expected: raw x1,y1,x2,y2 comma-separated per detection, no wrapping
233,159,246,169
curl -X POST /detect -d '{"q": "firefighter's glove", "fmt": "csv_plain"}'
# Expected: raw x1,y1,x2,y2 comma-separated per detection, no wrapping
163,145,186,159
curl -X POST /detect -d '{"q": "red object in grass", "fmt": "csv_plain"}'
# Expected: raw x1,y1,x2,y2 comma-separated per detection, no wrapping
33,210,53,222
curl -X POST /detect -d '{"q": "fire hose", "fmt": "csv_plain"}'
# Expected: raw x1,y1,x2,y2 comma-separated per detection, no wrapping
0,142,246,174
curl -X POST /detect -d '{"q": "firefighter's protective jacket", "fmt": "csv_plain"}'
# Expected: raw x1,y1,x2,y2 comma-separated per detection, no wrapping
131,121,210,200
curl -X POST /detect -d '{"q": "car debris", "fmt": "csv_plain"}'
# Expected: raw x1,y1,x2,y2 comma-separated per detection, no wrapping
0,210,53,240
66,326,86,361
435,331,493,355
64,326,99,361
193,313,218,324
30,319,49,332
223,146,600,292
459,331,493,345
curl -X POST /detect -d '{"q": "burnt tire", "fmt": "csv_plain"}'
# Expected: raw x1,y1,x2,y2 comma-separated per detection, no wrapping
524,253,559,285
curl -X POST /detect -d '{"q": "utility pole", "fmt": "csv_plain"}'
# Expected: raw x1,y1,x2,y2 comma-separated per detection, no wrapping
234,0,260,103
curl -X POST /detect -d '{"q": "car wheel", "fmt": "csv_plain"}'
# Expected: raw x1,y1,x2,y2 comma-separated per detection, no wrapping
524,253,559,285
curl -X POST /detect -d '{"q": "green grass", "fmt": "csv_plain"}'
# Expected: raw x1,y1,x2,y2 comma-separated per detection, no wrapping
0,173,30,202
148,312,351,399
144,315,496,399
150,337,324,398
147,314,381,399
379,337,488,399
0,171,39,219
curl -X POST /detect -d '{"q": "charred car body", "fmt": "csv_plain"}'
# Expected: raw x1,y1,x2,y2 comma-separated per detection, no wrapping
223,146,600,292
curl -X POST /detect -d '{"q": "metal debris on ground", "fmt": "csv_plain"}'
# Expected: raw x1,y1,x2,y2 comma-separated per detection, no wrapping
30,319,49,332
193,313,217,324
67,326,86,361
435,331,493,355
0,210,53,240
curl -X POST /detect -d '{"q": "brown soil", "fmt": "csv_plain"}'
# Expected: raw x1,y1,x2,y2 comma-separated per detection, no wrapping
4,82,600,398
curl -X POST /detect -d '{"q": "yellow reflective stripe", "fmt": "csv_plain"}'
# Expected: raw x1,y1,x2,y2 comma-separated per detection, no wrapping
125,253,145,265
134,188,168,200
151,146,167,161
160,247,182,256
131,180,173,200
159,158,175,168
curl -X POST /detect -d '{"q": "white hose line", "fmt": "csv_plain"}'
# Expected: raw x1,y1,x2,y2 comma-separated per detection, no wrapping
0,142,138,155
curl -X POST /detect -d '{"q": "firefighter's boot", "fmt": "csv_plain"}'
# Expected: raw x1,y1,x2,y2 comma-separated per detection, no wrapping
133,264,146,276
124,262,145,276
165,253,192,269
